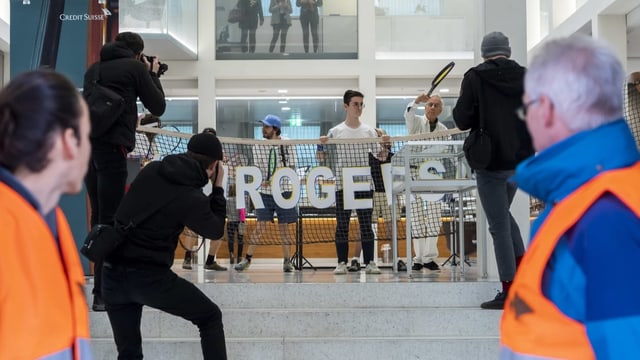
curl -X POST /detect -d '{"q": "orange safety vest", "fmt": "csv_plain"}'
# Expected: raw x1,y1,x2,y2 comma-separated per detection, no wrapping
0,183,93,359
500,163,640,360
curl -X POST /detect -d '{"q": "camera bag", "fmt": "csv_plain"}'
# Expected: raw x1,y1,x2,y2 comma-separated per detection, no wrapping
81,187,185,263
83,63,126,138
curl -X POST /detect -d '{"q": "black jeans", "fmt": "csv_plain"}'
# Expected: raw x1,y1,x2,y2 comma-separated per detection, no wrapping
300,13,319,53
85,142,128,296
335,190,374,264
269,23,290,53
102,264,227,360
227,221,244,257
240,28,257,53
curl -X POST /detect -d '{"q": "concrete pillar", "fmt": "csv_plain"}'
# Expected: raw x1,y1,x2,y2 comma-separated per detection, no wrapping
358,0,377,128
475,0,530,281
593,14,628,70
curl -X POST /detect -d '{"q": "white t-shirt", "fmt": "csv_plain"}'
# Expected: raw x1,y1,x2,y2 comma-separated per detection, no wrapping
326,122,378,190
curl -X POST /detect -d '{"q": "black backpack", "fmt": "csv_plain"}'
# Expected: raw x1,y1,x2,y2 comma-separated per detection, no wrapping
83,63,125,138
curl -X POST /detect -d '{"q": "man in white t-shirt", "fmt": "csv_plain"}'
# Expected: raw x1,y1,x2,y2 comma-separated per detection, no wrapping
320,90,389,275
404,93,448,271
235,115,297,272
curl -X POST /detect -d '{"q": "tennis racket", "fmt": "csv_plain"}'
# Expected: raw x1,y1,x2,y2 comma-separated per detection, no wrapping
152,125,184,158
427,61,455,96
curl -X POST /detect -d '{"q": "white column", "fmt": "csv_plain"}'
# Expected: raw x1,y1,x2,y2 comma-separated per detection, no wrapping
593,14,628,70
358,0,377,128
197,0,217,131
475,0,529,281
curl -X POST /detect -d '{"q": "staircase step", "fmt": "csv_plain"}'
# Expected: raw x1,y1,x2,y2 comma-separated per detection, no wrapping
91,336,499,360
90,306,501,339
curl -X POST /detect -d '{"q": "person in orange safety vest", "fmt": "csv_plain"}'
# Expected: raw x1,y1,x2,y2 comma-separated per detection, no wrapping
501,35,640,359
0,71,94,359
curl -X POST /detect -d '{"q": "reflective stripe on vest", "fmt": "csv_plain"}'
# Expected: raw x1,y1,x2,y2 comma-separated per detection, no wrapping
500,162,640,359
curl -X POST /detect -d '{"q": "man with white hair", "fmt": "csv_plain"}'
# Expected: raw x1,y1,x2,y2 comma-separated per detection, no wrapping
500,35,640,359
405,93,449,272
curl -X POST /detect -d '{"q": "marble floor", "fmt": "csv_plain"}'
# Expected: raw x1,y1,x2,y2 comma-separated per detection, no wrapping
170,256,492,285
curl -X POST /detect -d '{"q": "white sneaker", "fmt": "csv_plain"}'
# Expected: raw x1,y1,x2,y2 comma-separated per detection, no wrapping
234,258,251,271
365,262,381,274
333,262,347,274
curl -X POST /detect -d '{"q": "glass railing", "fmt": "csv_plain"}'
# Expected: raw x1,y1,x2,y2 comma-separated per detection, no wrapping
374,0,477,60
120,0,198,56
215,0,357,60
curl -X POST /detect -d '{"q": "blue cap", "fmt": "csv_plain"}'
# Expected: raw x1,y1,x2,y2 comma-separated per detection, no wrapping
259,114,282,129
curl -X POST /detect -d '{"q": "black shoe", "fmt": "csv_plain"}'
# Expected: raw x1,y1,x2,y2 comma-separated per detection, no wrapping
229,253,235,265
182,257,192,270
424,261,440,271
412,262,423,271
481,291,507,310
348,259,361,272
397,259,407,271
92,294,106,312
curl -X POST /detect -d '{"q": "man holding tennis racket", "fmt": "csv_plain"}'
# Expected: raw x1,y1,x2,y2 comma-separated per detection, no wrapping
453,31,533,310
405,93,448,272
235,114,297,272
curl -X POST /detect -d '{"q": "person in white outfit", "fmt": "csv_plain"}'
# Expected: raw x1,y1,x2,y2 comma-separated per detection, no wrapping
320,90,389,275
404,94,448,271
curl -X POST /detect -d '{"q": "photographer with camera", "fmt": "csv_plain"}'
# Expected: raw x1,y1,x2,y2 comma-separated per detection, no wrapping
83,31,166,312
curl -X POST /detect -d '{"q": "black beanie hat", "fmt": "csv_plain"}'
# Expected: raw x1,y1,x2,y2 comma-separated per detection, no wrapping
187,133,223,160
481,31,511,59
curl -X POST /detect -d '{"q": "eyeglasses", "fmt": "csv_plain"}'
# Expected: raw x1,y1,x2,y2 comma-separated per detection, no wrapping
349,102,365,108
516,99,539,121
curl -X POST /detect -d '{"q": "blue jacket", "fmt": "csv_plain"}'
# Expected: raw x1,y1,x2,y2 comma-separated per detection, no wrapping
512,119,640,359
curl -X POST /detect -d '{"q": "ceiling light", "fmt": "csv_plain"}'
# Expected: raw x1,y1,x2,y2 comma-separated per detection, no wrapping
277,89,288,94
439,88,450,93
281,107,291,111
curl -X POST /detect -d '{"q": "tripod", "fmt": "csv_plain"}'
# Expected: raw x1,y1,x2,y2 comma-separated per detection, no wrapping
290,213,316,270
441,194,471,267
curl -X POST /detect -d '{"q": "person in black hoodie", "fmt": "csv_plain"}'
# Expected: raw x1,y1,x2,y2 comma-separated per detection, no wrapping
452,31,534,310
83,31,166,311
102,133,227,360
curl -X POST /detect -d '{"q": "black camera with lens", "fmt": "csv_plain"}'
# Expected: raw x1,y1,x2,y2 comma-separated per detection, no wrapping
141,54,168,77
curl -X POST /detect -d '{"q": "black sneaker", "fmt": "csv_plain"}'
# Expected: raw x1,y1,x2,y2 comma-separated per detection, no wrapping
397,259,407,271
412,262,423,271
424,261,440,271
481,291,507,310
92,294,106,312
348,259,361,272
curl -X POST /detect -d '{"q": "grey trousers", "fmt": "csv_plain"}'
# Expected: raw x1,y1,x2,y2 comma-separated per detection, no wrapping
475,169,525,281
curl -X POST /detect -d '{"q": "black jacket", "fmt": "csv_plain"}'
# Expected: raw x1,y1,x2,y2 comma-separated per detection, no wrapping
83,41,166,151
453,58,534,170
109,154,226,268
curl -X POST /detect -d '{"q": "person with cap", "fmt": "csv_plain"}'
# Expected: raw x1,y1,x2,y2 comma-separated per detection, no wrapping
182,127,229,272
101,132,228,359
235,114,297,272
453,31,534,309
